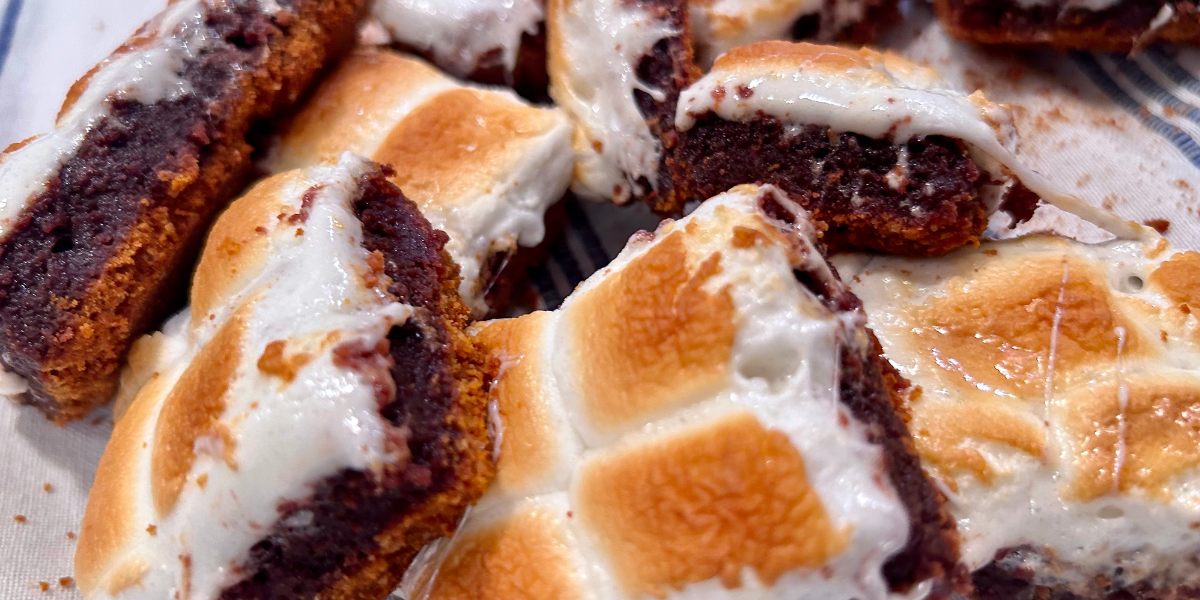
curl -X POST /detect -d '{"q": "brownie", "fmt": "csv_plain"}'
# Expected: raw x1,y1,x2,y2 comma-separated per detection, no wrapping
668,114,1038,256
218,167,494,600
770,195,965,595
0,0,366,423
935,0,1200,50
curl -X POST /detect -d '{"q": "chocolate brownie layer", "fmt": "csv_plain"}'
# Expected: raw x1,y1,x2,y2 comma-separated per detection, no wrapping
634,0,700,210
972,548,1200,600
219,170,494,600
782,207,964,594
670,114,1025,255
935,0,1200,50
0,0,365,423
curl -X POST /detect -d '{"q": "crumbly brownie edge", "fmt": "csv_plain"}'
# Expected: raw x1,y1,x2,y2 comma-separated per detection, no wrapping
217,168,494,600
631,0,701,211
0,0,366,423
972,547,1200,600
778,229,965,597
672,114,997,256
934,0,1200,50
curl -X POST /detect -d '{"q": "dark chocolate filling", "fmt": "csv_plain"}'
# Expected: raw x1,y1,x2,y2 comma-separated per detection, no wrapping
629,0,696,208
973,547,1200,600
0,0,364,419
0,2,280,411
943,0,1197,45
765,200,963,597
218,167,467,600
671,113,1038,255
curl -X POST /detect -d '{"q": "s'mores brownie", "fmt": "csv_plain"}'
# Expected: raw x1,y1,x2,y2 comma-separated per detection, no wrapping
688,0,900,66
264,48,573,316
75,155,494,600
400,185,964,600
0,0,366,423
670,41,1146,255
371,0,549,97
934,0,1200,51
844,233,1200,599
547,0,699,205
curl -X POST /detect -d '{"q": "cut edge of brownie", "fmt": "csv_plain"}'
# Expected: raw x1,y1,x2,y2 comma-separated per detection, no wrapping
669,113,1037,256
0,0,367,423
971,545,1200,600
216,165,495,600
631,0,702,209
934,0,1200,50
762,195,967,598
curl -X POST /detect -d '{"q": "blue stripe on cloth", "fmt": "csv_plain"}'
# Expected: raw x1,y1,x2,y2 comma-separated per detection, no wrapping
1111,55,1200,130
528,263,563,310
0,0,24,81
564,195,615,271
547,232,587,294
1143,47,1200,97
1071,51,1200,170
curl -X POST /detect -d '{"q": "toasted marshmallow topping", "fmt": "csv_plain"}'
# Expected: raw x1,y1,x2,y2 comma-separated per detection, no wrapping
401,185,920,600
372,0,544,79
0,0,227,243
75,154,417,600
689,0,868,66
547,0,678,203
676,42,1148,240
842,235,1200,594
264,49,572,314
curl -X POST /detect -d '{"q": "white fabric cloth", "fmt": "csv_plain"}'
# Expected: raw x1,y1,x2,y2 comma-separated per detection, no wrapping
2,0,1200,598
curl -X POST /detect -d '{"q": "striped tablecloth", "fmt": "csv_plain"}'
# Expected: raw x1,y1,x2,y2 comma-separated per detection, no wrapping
1,0,1200,598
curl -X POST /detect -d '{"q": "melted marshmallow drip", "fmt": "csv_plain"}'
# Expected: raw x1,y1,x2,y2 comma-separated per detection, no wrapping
1113,326,1128,494
843,237,1200,592
424,102,574,315
1043,260,1069,421
675,56,1149,240
0,0,219,243
550,0,677,203
373,0,544,79
102,154,415,600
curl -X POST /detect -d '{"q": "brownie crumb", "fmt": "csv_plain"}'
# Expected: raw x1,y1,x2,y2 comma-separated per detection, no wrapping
42,482,52,493
1144,219,1170,234
14,515,26,523
59,577,73,589
147,524,157,536
66,531,75,540
38,582,49,592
